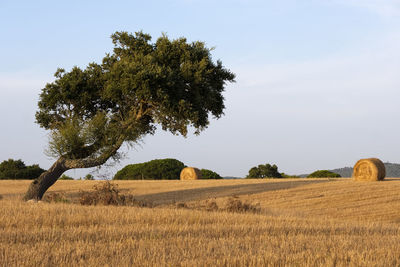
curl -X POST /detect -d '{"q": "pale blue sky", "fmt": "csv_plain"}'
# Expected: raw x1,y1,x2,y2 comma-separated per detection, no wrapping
1,0,399,178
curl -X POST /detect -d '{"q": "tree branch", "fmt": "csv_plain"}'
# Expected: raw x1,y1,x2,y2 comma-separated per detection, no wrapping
64,136,125,169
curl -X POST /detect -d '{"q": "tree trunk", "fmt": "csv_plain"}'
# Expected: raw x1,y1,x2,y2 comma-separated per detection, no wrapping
23,139,124,201
23,158,69,201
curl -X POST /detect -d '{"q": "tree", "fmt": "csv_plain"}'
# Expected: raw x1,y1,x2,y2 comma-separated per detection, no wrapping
307,170,341,178
113,158,185,180
200,169,222,179
24,31,235,200
280,173,300,178
84,174,94,180
59,174,74,180
0,159,45,180
246,163,282,178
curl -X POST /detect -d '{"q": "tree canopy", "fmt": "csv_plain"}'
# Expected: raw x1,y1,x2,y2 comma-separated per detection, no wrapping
0,159,45,180
307,170,341,178
114,159,223,180
200,169,222,179
24,31,235,200
113,158,185,180
246,163,282,178
37,32,234,166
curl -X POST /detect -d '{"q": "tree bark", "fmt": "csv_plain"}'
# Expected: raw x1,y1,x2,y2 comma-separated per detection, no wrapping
23,157,69,201
23,138,125,201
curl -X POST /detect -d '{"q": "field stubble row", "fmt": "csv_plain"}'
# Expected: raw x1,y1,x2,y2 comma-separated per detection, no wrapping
1,178,400,266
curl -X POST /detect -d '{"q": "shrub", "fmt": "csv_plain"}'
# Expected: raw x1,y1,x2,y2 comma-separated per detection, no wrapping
200,169,222,179
307,170,341,178
43,192,69,203
281,173,300,178
84,174,94,180
246,163,282,178
59,174,74,180
79,181,120,205
114,158,185,180
178,198,260,213
206,200,219,211
79,181,151,207
0,159,45,179
224,198,260,213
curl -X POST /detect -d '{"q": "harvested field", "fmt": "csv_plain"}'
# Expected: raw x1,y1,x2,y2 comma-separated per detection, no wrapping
2,178,400,266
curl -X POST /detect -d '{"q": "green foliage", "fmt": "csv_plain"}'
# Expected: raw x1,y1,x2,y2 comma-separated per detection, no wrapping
113,158,185,180
0,159,45,180
307,170,341,178
59,174,74,180
246,163,282,178
280,173,300,178
36,31,235,166
200,169,222,179
84,174,94,180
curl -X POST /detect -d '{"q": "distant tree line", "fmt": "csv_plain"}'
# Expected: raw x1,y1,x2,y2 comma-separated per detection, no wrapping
0,158,222,180
0,159,45,180
200,169,222,179
307,170,341,178
246,163,341,178
246,163,283,178
1,157,348,180
245,163,299,178
114,158,222,180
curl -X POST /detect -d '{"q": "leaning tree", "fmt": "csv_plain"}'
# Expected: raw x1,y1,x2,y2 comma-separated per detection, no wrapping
24,31,235,200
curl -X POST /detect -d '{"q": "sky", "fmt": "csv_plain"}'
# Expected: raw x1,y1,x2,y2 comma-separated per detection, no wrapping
1,0,400,178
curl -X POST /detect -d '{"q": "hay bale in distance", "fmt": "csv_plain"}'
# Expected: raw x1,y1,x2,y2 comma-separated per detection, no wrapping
180,167,202,180
352,158,386,181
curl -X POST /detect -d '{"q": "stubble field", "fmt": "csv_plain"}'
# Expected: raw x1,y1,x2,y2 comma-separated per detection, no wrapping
1,178,400,266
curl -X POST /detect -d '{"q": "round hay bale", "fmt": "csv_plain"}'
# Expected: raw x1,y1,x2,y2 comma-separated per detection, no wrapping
180,167,202,180
352,158,386,181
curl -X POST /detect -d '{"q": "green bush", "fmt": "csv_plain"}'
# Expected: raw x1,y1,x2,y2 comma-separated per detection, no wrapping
307,170,341,178
246,163,282,178
281,173,300,178
59,174,74,180
200,169,222,179
114,158,185,180
0,159,45,179
84,174,94,180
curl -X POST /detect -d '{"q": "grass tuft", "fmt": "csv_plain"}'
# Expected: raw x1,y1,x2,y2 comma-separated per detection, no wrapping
43,192,69,203
79,181,152,207
206,200,219,211
224,198,261,213
176,202,188,209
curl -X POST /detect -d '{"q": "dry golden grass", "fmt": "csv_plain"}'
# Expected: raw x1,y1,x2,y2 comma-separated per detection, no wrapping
2,178,400,266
